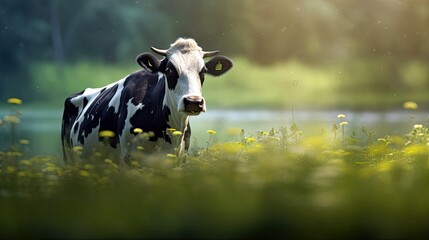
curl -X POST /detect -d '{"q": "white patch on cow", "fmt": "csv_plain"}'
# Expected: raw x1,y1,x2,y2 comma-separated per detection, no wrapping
108,77,127,113
165,50,206,113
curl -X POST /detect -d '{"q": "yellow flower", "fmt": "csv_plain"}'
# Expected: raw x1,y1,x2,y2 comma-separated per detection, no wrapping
137,146,144,151
4,115,20,124
7,98,22,105
19,139,30,145
166,153,177,158
131,160,140,167
337,114,346,119
104,159,113,164
73,146,83,152
340,121,348,126
207,129,217,135
79,170,90,177
99,130,115,138
414,124,423,129
167,128,176,132
133,128,143,134
403,101,418,110
246,137,257,143
173,130,183,136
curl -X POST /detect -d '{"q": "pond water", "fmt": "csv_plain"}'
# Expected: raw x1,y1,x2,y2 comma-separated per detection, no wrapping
1,108,428,156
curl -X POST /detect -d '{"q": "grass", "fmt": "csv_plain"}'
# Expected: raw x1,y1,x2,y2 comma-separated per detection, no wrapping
31,58,429,110
2,101,429,238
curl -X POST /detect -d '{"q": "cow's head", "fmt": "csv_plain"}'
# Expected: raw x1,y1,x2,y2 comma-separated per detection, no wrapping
136,38,233,115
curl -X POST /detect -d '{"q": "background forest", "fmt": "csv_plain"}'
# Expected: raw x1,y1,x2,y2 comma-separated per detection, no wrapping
1,0,429,109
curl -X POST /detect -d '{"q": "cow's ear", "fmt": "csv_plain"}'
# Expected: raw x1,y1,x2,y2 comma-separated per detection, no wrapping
136,53,160,72
205,56,233,76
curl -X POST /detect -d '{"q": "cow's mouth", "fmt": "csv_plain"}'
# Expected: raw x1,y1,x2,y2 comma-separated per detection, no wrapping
183,110,202,116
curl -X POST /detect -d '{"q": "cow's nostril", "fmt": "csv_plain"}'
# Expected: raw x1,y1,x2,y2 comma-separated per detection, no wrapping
184,96,204,113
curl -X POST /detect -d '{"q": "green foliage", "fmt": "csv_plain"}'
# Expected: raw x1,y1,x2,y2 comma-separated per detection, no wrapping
3,106,429,238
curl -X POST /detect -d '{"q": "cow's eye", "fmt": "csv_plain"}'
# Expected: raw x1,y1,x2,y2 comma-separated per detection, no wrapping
165,68,172,75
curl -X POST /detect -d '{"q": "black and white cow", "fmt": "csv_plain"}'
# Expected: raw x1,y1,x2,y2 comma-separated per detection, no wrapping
61,38,233,164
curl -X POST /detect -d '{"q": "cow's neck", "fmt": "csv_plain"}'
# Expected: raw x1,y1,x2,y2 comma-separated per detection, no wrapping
160,76,189,134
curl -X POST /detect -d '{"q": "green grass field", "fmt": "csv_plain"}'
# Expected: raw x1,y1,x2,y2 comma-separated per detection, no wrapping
2,102,429,238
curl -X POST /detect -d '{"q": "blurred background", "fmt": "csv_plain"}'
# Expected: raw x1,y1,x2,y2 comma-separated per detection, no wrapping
1,0,429,154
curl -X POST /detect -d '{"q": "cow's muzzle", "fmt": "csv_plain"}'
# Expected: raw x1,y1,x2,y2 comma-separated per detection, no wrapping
183,96,205,115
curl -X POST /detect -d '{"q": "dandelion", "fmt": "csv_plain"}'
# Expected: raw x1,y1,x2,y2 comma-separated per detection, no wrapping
19,139,29,145
79,170,90,177
207,130,217,135
137,146,144,151
99,130,115,138
173,130,183,136
131,160,140,167
340,121,348,126
104,159,113,164
166,153,177,158
167,128,176,133
72,146,83,152
403,101,418,110
133,128,143,134
337,114,346,119
7,98,23,105
414,124,423,129
246,137,257,143
4,115,20,124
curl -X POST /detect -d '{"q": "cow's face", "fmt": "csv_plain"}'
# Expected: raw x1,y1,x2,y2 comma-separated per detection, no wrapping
137,38,233,116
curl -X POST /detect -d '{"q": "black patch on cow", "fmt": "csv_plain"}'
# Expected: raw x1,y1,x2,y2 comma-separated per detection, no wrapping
83,97,88,109
129,73,172,144
77,84,120,147
61,90,84,161
73,122,79,134
165,61,179,90
199,68,206,85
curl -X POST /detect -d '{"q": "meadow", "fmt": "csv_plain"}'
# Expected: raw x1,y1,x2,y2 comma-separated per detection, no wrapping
2,99,429,238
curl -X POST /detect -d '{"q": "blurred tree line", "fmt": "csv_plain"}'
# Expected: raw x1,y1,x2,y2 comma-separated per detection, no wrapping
1,0,428,101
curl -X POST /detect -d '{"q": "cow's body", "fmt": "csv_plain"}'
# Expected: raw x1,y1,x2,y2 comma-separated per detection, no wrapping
61,38,233,165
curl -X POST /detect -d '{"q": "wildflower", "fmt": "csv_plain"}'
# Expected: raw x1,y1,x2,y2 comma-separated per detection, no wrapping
337,114,346,119
261,131,269,136
19,139,29,145
340,121,348,126
207,129,217,135
403,101,418,110
137,146,144,151
131,160,140,167
79,170,90,177
20,160,32,166
72,146,83,152
414,124,423,129
173,130,183,136
7,98,23,105
166,153,177,158
133,128,143,134
246,137,257,143
167,128,176,132
4,115,20,124
99,130,115,138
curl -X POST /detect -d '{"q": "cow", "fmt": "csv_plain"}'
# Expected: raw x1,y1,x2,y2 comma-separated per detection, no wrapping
61,38,233,165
